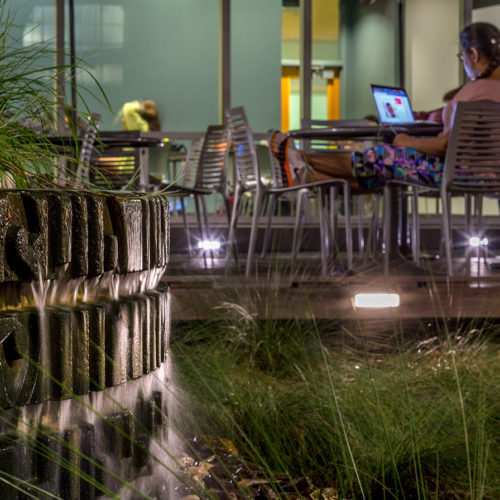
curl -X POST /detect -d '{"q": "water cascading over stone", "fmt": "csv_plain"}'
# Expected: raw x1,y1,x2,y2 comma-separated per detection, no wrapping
0,190,172,498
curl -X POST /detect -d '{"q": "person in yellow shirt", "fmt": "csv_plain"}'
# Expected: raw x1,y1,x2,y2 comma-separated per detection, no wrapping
120,99,161,131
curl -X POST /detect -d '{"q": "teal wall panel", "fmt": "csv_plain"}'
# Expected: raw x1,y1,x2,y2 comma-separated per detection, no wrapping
341,0,398,119
5,0,220,132
231,0,282,132
74,0,220,131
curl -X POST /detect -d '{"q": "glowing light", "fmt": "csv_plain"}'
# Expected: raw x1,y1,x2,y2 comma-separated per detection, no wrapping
197,240,221,251
354,293,400,308
469,236,488,247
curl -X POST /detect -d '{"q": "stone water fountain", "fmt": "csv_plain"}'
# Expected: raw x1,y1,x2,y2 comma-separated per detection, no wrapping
0,190,173,498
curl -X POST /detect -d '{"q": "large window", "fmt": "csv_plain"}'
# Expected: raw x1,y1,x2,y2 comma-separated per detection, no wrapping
7,0,221,132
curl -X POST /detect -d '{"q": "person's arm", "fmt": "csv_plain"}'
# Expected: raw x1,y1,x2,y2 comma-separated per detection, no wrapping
392,92,460,156
392,131,449,157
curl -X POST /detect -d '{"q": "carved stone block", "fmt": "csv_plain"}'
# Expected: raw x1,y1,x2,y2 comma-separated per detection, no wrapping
106,196,143,273
69,193,89,277
71,307,90,395
85,194,105,277
141,198,151,271
126,297,143,380
0,311,38,407
104,301,129,387
88,304,106,391
47,192,73,274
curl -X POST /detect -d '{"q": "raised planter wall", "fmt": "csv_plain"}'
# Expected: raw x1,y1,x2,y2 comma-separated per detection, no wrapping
0,190,172,499
0,190,169,283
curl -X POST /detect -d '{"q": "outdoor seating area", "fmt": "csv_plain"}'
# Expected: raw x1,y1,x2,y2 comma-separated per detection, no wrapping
156,101,500,281
33,95,500,318
1,1,499,499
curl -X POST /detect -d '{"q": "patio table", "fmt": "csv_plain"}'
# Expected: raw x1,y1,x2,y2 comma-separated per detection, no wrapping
45,130,166,190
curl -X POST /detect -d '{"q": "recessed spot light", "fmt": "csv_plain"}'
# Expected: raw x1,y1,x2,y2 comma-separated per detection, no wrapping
197,240,221,251
354,293,400,308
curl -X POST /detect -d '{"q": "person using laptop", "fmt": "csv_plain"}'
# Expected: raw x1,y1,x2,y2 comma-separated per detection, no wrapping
302,22,500,190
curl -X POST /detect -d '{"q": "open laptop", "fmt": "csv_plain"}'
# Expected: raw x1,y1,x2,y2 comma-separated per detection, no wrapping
371,84,438,127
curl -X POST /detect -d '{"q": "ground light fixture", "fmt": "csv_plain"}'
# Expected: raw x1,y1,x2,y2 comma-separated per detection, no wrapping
197,240,222,251
469,236,488,247
353,293,400,308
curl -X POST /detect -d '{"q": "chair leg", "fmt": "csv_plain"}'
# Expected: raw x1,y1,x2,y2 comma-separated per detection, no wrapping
411,187,420,264
291,188,308,273
441,191,453,276
246,189,265,277
200,197,211,241
476,194,483,236
368,193,381,260
194,196,205,243
343,183,353,270
329,186,338,244
465,193,472,234
226,185,243,265
318,187,329,277
383,183,394,275
194,196,208,267
357,196,364,258
476,194,487,265
180,197,193,255
200,196,214,259
224,196,232,227
260,195,277,259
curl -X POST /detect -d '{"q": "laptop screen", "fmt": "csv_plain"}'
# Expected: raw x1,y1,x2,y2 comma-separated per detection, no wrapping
371,85,415,124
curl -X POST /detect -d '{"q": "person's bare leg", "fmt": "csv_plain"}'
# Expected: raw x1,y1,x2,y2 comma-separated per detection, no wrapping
305,153,352,178
307,169,333,182
305,153,360,191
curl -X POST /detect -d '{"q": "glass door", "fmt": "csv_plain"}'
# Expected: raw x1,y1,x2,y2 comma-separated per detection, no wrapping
281,66,340,131
281,0,341,132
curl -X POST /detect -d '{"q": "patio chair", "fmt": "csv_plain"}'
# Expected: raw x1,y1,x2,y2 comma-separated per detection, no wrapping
89,129,164,191
225,106,352,277
296,119,383,261
383,101,500,276
161,124,230,253
261,132,357,271
90,145,145,190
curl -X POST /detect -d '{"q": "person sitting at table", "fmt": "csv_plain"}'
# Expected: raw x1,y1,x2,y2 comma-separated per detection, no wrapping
120,99,161,131
300,22,500,190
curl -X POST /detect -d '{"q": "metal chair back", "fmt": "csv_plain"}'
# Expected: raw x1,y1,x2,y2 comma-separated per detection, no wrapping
91,147,144,190
181,137,203,188
268,131,297,189
225,106,260,190
195,125,230,195
442,101,500,193
75,118,99,185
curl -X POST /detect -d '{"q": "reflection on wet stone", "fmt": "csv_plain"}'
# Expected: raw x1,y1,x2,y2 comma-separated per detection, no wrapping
0,190,171,498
